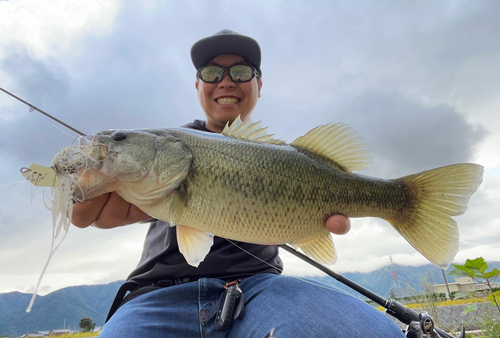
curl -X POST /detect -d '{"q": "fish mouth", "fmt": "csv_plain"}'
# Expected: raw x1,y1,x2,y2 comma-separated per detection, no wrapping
51,140,112,202
51,137,108,176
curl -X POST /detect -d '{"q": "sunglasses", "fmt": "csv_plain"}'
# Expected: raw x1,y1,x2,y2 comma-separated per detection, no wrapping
197,65,259,83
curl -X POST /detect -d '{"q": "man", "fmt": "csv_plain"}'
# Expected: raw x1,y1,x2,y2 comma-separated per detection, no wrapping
73,30,404,337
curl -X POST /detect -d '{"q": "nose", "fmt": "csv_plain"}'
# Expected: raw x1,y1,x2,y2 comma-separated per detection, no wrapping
218,70,235,88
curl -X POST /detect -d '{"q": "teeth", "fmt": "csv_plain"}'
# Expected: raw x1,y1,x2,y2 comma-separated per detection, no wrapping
216,97,239,104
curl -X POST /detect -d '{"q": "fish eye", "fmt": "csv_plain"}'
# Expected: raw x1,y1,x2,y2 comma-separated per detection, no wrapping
111,130,128,142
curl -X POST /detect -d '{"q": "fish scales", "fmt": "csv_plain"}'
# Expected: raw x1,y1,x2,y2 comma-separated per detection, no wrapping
169,128,413,244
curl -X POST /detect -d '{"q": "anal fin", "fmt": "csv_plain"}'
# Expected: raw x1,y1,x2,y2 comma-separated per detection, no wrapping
177,225,214,267
290,230,337,265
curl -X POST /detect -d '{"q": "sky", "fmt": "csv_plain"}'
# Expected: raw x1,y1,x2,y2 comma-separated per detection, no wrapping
0,0,499,296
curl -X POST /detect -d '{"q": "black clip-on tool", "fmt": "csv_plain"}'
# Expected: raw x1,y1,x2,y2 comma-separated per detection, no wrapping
279,244,466,338
215,279,245,331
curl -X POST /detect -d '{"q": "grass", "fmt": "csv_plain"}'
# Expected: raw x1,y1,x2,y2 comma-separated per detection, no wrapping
50,333,100,338
375,297,489,311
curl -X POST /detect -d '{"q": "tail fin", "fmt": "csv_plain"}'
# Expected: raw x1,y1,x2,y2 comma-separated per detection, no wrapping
390,163,483,269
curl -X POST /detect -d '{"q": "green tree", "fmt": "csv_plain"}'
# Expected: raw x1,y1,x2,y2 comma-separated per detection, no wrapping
451,257,500,337
79,317,95,332
450,256,500,314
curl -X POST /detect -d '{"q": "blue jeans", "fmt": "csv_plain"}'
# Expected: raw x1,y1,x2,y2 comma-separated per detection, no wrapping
99,273,405,337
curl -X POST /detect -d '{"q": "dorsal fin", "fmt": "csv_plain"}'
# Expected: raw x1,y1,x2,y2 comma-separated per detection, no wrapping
290,123,371,171
222,116,285,145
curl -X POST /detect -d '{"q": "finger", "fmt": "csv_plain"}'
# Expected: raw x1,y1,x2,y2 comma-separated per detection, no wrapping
93,192,130,228
71,193,110,228
123,204,151,225
325,215,351,235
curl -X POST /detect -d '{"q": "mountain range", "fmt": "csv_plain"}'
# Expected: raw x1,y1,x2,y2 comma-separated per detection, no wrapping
2,262,498,337
0,281,122,337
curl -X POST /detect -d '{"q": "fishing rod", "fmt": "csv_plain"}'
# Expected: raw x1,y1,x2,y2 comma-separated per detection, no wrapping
2,86,465,338
280,244,465,338
0,86,86,136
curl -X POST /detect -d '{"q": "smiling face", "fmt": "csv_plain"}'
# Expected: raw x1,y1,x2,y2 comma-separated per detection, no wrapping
195,54,262,132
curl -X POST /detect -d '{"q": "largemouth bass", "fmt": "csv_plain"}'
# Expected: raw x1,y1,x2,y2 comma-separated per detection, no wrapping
51,117,483,268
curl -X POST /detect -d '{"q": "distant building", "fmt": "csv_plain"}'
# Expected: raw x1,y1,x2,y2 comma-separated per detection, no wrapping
48,329,75,336
434,277,500,296
17,329,77,338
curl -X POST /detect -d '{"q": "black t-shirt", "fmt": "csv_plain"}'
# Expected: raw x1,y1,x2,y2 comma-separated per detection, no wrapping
126,120,283,284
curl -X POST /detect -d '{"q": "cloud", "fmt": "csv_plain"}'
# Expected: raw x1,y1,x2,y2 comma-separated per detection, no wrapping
456,175,500,246
332,90,487,176
1,49,70,102
262,87,487,180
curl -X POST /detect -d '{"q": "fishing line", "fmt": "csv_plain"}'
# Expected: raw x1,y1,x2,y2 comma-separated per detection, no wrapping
225,238,355,297
0,179,25,188
30,111,80,139
0,179,39,204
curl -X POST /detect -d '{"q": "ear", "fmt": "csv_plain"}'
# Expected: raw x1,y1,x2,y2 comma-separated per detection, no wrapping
258,78,262,98
195,80,200,98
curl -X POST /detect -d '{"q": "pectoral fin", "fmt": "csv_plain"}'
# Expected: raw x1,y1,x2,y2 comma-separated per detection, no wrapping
167,188,187,226
290,230,337,264
176,225,214,267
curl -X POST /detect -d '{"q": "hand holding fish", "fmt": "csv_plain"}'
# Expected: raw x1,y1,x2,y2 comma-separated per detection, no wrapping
71,191,352,234
71,192,150,228
325,215,351,235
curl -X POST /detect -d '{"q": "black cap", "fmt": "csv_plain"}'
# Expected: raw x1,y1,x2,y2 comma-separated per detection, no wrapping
191,29,261,74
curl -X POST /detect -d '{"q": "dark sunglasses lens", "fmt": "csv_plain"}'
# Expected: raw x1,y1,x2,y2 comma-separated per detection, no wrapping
200,66,223,83
229,65,254,82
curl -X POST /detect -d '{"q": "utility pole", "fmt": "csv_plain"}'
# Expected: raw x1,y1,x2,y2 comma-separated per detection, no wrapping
441,269,452,299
